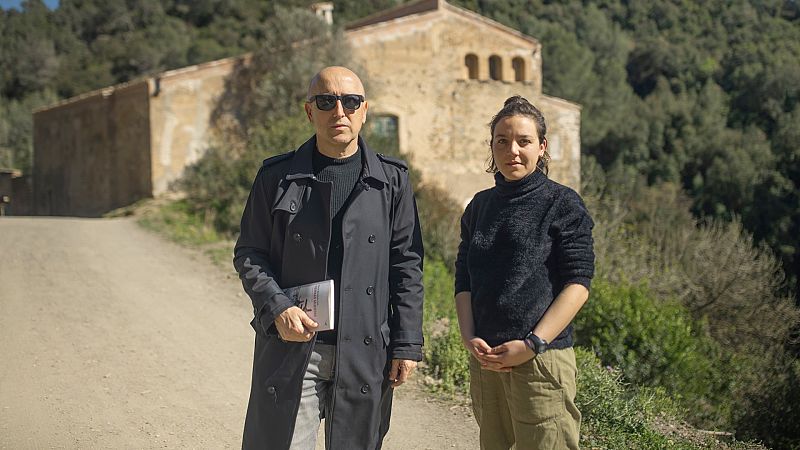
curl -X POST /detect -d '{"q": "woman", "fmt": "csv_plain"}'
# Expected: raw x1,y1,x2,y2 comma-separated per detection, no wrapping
454,96,594,450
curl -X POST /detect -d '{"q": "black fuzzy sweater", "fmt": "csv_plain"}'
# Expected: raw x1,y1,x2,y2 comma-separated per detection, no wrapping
454,170,595,348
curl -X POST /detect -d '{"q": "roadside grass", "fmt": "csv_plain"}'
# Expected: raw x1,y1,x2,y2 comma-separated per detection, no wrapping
132,199,763,450
129,199,236,270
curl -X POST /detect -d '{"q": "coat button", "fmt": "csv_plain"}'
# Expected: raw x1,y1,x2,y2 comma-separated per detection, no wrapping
360,384,370,394
364,336,373,345
293,233,302,242
366,286,374,295
289,201,297,212
266,386,276,394
368,234,376,243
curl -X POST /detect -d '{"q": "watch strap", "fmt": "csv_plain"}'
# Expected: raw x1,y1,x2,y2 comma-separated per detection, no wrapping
524,331,548,354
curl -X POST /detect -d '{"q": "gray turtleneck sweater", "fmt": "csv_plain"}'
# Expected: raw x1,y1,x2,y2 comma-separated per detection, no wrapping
454,170,595,348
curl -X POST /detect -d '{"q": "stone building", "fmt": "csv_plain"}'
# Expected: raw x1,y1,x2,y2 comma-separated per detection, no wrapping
32,58,240,216
32,0,580,215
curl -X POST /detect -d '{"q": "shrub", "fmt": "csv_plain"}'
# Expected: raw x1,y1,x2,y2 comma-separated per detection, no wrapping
584,177,800,433
734,356,800,449
415,185,462,269
574,279,714,396
572,278,745,427
586,177,799,356
426,318,470,393
422,259,456,325
177,114,310,236
576,347,686,449
419,259,463,395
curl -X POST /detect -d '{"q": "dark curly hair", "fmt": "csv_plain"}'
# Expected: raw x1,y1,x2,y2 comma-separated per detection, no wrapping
487,95,550,175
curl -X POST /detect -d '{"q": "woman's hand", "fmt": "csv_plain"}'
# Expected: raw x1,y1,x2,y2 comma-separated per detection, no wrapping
480,339,535,372
463,336,493,361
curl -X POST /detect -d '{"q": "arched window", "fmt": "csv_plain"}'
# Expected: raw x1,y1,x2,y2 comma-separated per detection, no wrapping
489,55,503,81
464,54,479,80
512,57,525,81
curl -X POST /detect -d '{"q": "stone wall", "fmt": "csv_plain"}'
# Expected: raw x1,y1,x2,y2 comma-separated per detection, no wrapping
31,57,238,216
32,82,152,216
148,58,238,195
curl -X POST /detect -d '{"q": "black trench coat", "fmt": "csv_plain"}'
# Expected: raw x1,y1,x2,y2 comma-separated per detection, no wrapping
233,136,424,449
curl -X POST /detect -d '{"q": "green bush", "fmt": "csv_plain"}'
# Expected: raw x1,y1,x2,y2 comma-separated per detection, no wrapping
575,347,689,449
422,259,456,325
420,259,464,394
426,318,470,393
574,279,714,396
573,278,760,429
177,114,310,236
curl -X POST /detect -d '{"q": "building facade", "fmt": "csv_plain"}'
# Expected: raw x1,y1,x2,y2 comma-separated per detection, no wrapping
32,0,580,215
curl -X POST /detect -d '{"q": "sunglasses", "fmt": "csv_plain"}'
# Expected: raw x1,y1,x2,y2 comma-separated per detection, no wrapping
308,94,365,111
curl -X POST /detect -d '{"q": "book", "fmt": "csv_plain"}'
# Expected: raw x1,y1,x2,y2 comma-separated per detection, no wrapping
283,279,335,331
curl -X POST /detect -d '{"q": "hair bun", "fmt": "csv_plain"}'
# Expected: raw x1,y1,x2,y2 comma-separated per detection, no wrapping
504,95,530,107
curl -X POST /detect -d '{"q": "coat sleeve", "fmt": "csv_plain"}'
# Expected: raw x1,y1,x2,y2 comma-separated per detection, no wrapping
233,166,294,335
387,170,425,361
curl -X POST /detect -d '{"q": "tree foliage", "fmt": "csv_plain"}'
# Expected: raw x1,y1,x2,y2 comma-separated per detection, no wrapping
449,0,800,299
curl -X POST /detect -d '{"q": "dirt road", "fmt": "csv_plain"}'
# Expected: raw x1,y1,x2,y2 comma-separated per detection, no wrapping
0,217,477,449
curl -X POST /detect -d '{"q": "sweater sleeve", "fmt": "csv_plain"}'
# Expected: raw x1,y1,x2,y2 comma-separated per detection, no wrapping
454,199,474,294
551,189,595,289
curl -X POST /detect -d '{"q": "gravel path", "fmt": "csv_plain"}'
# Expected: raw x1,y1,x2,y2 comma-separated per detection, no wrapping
0,217,477,449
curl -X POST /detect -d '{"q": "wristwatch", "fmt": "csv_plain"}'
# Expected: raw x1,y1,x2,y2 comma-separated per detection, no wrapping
523,331,548,354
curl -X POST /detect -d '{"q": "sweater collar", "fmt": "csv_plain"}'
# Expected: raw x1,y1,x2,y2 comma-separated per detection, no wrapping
494,169,547,198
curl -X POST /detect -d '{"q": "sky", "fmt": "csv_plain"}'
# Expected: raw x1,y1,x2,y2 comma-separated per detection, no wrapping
0,0,59,10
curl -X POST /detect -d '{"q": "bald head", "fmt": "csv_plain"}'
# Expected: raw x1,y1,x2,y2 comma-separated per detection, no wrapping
307,66,365,99
304,66,369,158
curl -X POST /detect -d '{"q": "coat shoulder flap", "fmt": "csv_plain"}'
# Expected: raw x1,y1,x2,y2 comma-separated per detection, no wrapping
262,151,294,168
376,153,408,171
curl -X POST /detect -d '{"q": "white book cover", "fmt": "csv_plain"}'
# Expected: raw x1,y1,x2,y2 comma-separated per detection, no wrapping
283,279,335,331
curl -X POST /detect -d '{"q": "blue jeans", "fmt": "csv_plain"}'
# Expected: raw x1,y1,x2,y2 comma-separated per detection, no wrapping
289,343,336,450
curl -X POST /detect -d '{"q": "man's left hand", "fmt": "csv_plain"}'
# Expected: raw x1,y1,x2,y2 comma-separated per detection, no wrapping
388,359,417,388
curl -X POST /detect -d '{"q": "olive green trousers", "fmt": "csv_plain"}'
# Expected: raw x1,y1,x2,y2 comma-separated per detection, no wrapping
469,347,581,450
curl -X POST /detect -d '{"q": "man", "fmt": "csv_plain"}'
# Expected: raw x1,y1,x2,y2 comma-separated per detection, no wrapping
234,66,424,450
